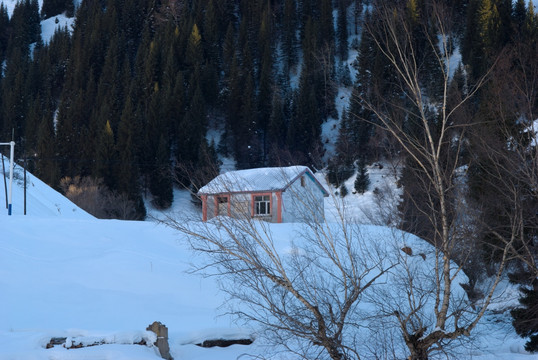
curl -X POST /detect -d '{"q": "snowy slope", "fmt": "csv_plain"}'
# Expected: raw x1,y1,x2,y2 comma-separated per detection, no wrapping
0,155,92,218
1,157,537,359
0,159,261,359
0,216,257,360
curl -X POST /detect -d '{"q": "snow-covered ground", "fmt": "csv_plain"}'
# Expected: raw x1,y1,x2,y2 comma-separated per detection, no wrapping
0,158,262,359
1,156,537,359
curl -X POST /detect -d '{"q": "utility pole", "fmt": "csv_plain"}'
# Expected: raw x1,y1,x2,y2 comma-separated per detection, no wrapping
0,141,15,215
24,155,27,215
2,152,7,209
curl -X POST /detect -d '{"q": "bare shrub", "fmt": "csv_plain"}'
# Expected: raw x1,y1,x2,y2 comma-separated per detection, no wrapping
60,176,139,220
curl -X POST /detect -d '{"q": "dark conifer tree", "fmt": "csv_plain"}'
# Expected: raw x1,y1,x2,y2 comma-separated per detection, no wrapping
24,97,42,154
511,281,538,352
497,0,513,45
222,22,236,77
267,89,287,164
42,0,67,19
328,108,355,187
337,0,349,61
1,48,29,141
201,59,219,108
287,67,322,161
0,4,9,60
8,0,41,55
203,0,219,61
258,43,274,160
236,71,260,168
170,70,186,146
354,157,370,194
183,78,207,163
523,1,538,42
35,115,59,187
55,94,76,177
94,120,117,190
44,26,72,101
462,0,484,79
282,0,298,75
186,23,203,69
513,0,527,31
352,0,363,35
225,53,243,153
116,96,146,219
319,0,335,50
149,134,173,209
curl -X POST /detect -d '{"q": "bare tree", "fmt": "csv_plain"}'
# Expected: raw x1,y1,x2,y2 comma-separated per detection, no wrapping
164,172,398,360
351,2,514,359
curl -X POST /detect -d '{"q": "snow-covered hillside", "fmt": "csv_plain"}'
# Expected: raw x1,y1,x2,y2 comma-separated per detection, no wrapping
0,158,261,359
0,156,91,218
1,156,537,359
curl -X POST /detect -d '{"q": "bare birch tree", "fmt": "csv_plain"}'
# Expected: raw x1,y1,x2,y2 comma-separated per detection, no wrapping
352,2,514,359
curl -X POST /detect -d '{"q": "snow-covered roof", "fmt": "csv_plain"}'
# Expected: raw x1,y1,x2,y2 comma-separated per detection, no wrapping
198,166,328,196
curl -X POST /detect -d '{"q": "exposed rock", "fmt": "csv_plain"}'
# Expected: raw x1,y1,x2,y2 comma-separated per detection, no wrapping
195,338,253,348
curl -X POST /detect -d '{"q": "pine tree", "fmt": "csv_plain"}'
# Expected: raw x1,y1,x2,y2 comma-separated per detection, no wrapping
287,68,322,159
1,48,29,141
186,23,203,69
8,0,41,55
116,96,146,219
353,0,363,35
258,41,274,153
0,4,9,60
318,0,336,51
149,134,173,209
513,0,527,31
236,70,260,168
523,0,538,42
94,120,117,190
354,158,370,194
337,0,348,61
478,0,502,53
222,21,236,76
41,0,66,19
203,0,219,61
282,0,297,75
268,90,287,150
510,268,538,354
339,183,348,197
35,116,59,187
462,0,485,79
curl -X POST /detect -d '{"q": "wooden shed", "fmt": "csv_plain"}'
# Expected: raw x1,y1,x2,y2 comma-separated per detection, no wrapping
198,166,329,223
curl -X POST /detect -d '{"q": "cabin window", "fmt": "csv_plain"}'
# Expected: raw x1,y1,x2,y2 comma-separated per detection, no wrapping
254,195,271,215
301,176,305,187
217,196,229,216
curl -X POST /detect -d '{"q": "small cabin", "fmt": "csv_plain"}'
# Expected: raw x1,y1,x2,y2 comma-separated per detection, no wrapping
198,166,329,223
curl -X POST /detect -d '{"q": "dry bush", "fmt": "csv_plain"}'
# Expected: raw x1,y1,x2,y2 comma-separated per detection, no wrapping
60,176,139,220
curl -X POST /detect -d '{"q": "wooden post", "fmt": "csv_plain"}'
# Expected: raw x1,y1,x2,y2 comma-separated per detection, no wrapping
146,321,173,360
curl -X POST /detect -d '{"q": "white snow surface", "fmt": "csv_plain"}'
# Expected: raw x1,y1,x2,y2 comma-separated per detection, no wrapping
1,156,537,359
41,14,75,44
